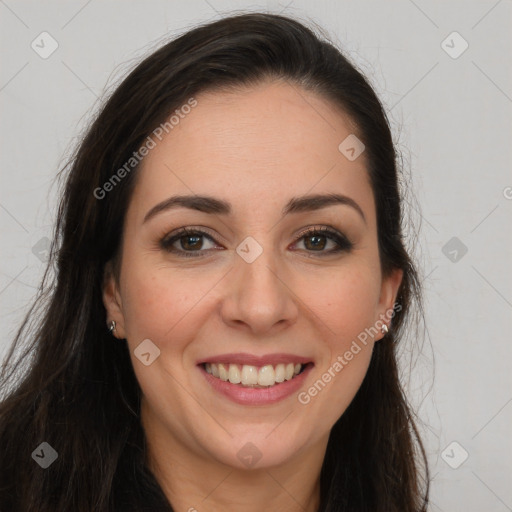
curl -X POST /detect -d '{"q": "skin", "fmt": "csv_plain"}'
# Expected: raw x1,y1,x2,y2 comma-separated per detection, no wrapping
103,80,402,512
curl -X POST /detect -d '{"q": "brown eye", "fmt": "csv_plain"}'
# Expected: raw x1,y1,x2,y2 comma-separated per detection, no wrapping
160,228,219,257
176,234,203,251
303,233,328,251
160,225,353,259
292,227,353,255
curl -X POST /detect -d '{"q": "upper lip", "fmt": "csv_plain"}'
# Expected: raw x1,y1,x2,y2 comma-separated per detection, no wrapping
197,352,313,367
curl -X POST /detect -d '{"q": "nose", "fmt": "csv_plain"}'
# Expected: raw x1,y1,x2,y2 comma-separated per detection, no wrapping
220,243,299,336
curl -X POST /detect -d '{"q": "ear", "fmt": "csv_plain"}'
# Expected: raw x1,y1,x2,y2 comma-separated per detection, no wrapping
102,262,126,339
375,267,403,341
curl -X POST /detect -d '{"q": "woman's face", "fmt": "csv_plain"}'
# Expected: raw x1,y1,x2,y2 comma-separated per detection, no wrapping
103,80,402,470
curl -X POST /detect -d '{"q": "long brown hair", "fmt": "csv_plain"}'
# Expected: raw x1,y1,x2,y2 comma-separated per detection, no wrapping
0,12,429,511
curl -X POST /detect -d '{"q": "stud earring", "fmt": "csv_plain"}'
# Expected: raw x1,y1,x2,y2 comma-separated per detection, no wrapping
381,324,389,335
108,320,116,333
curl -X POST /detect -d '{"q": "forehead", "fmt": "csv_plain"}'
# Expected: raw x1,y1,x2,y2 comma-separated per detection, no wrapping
129,80,375,226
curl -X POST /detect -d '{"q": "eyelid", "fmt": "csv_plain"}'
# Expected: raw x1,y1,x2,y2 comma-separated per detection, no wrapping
161,225,219,243
294,224,340,240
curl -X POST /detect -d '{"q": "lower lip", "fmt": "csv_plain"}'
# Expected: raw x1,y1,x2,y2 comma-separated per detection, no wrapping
199,364,314,405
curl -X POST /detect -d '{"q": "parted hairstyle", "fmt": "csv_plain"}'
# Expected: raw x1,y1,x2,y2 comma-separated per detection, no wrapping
0,12,429,512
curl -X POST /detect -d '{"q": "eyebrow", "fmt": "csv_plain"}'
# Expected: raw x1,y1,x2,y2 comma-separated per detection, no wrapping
143,193,366,224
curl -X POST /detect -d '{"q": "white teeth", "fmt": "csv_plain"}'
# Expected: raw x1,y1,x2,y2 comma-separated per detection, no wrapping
218,363,229,381
205,362,306,387
241,365,258,385
285,363,294,381
274,363,285,383
258,365,275,386
228,364,241,384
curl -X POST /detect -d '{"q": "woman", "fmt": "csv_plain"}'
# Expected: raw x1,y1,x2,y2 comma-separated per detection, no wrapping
0,12,429,512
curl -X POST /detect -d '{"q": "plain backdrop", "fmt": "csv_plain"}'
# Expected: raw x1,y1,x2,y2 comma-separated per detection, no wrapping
1,1,511,510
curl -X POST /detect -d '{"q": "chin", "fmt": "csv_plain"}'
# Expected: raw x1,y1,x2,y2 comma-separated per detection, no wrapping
206,431,307,471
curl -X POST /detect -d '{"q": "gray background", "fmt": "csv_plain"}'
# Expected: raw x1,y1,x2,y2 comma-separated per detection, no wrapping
1,1,511,510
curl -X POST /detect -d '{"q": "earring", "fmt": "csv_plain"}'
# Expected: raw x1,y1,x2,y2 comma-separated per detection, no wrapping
381,324,389,335
108,320,116,333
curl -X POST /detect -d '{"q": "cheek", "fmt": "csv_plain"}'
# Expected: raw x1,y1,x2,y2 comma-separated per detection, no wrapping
303,265,381,341
120,265,177,344
296,269,378,429
120,263,216,349
296,266,378,409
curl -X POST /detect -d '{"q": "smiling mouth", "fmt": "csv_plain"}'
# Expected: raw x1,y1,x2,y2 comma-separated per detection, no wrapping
202,362,311,388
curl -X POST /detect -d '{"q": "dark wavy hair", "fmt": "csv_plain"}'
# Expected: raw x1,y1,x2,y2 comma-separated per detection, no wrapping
0,12,429,511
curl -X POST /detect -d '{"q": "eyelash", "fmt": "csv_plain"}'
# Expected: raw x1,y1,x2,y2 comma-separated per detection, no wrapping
159,226,353,258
